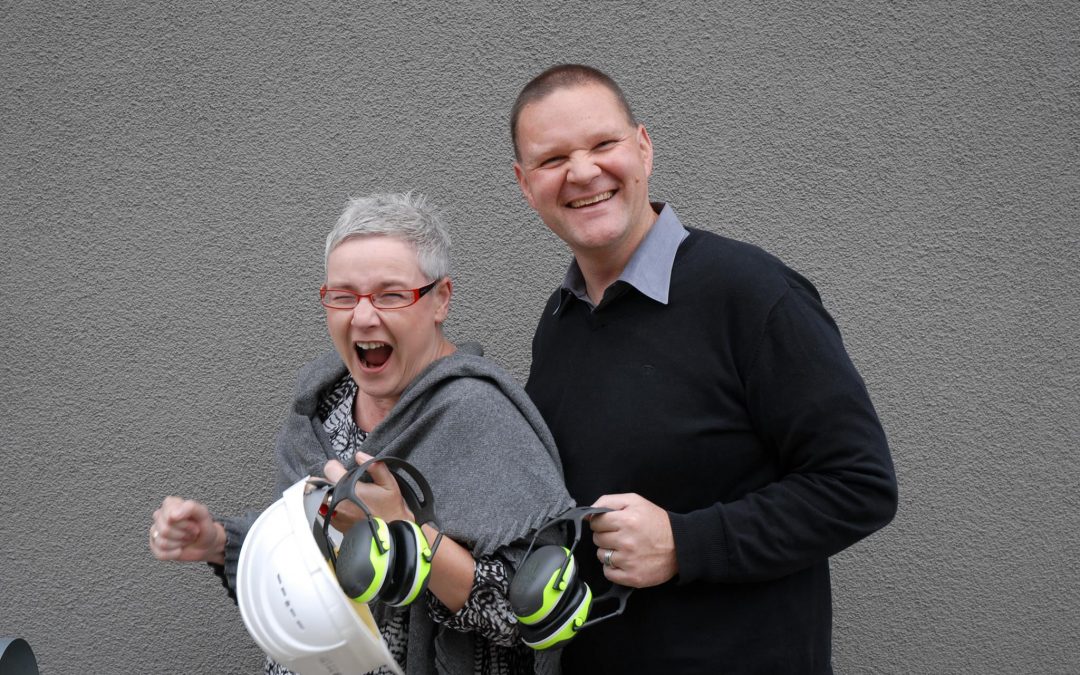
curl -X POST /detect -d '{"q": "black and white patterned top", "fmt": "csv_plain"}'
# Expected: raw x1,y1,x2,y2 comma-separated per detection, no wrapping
265,375,532,675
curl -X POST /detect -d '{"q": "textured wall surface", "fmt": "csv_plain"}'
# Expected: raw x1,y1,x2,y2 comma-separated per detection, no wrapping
1,2,1077,673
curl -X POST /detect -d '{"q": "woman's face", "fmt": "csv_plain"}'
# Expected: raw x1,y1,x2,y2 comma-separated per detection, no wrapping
324,235,452,410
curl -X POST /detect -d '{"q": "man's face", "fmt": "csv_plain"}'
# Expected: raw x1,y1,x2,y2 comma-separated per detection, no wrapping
514,83,655,262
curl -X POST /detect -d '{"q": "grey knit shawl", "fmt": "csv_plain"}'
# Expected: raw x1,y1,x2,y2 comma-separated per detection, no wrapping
264,345,573,674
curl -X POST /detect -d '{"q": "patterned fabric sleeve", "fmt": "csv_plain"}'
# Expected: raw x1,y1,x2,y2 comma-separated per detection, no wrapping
427,551,521,647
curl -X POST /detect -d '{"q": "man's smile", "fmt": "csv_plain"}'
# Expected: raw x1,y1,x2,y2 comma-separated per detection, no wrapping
567,190,616,209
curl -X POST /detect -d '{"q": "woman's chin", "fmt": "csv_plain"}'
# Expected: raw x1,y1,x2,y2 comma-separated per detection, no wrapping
354,373,402,403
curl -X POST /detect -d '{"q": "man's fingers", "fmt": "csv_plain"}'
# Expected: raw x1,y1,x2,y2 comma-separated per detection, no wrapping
589,493,639,533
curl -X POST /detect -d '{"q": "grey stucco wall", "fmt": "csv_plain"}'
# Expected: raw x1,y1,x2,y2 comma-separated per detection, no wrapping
1,2,1077,673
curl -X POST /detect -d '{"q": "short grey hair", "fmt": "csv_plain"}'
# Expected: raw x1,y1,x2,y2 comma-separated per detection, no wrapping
325,192,451,281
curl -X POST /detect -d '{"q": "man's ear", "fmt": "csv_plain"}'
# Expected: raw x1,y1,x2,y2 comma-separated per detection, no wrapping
514,162,537,210
637,124,654,178
433,278,453,323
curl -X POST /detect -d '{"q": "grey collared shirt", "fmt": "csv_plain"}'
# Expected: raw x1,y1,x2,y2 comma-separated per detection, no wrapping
558,201,690,312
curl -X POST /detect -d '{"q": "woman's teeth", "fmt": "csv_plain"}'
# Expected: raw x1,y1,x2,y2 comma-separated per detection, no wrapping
355,342,393,367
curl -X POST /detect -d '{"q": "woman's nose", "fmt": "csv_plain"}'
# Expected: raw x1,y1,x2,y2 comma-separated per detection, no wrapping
350,297,380,327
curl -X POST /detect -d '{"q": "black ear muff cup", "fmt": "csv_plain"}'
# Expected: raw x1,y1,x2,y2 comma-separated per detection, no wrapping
509,545,576,620
517,573,589,647
335,519,392,600
381,520,423,606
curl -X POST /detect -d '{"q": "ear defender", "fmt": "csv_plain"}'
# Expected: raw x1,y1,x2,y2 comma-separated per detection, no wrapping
335,516,394,603
322,458,442,607
381,519,432,606
509,507,633,650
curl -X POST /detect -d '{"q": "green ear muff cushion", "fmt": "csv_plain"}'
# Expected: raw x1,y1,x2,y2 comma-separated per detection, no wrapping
382,520,430,607
518,578,591,650
335,517,392,602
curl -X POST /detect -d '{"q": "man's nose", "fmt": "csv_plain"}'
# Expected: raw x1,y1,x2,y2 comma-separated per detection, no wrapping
566,154,601,183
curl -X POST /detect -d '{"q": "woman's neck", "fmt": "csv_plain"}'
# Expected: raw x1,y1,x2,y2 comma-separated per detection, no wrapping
353,392,394,432
352,337,457,431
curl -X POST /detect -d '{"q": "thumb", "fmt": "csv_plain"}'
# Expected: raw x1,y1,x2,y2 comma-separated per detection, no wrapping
354,450,374,464
353,451,394,489
168,499,201,524
364,459,398,490
592,493,636,511
324,459,348,483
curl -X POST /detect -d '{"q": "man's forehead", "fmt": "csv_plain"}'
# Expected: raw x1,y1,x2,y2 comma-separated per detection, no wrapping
517,85,636,149
521,82,629,119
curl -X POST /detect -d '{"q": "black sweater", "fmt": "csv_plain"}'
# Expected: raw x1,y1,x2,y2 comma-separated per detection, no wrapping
526,228,897,674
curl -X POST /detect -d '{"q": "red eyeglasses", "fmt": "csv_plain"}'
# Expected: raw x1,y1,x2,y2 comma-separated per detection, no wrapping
319,279,439,310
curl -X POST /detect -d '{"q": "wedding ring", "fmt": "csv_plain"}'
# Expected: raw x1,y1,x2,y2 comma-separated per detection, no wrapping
603,548,616,569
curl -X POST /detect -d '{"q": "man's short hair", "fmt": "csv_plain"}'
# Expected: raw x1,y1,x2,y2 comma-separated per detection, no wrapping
325,192,451,282
510,64,637,160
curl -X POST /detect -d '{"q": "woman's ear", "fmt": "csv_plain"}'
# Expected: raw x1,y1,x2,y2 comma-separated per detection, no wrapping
433,278,452,323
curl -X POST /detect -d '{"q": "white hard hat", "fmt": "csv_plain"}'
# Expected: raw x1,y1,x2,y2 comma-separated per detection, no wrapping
237,476,402,675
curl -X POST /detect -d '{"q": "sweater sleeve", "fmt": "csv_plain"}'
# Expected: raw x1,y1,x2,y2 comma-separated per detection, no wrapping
669,284,898,584
206,511,261,601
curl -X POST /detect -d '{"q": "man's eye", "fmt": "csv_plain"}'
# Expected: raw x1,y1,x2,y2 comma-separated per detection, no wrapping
539,156,566,168
327,291,355,303
378,291,410,301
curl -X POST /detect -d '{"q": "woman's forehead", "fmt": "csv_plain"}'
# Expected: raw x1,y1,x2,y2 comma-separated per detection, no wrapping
326,236,423,284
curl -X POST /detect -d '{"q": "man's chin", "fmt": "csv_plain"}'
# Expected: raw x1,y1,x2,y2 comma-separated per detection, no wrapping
568,222,632,251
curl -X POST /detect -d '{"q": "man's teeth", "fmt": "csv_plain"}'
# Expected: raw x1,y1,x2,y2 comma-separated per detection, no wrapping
568,191,614,208
356,341,387,350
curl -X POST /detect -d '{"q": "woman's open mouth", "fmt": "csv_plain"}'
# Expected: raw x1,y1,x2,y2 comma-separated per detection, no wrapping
355,341,393,369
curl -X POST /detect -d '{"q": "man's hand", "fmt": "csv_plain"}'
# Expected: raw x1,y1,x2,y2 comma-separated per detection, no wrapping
589,493,678,588
149,497,225,565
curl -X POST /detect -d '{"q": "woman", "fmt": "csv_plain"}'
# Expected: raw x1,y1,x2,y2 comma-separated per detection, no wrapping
150,193,574,674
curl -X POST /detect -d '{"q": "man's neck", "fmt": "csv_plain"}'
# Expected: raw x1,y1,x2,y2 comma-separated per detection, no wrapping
576,257,626,305
574,209,659,305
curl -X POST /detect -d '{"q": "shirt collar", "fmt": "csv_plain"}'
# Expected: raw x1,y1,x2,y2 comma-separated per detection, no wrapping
557,202,689,313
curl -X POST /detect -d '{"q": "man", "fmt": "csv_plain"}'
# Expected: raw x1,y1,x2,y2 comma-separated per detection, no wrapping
512,64,897,673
